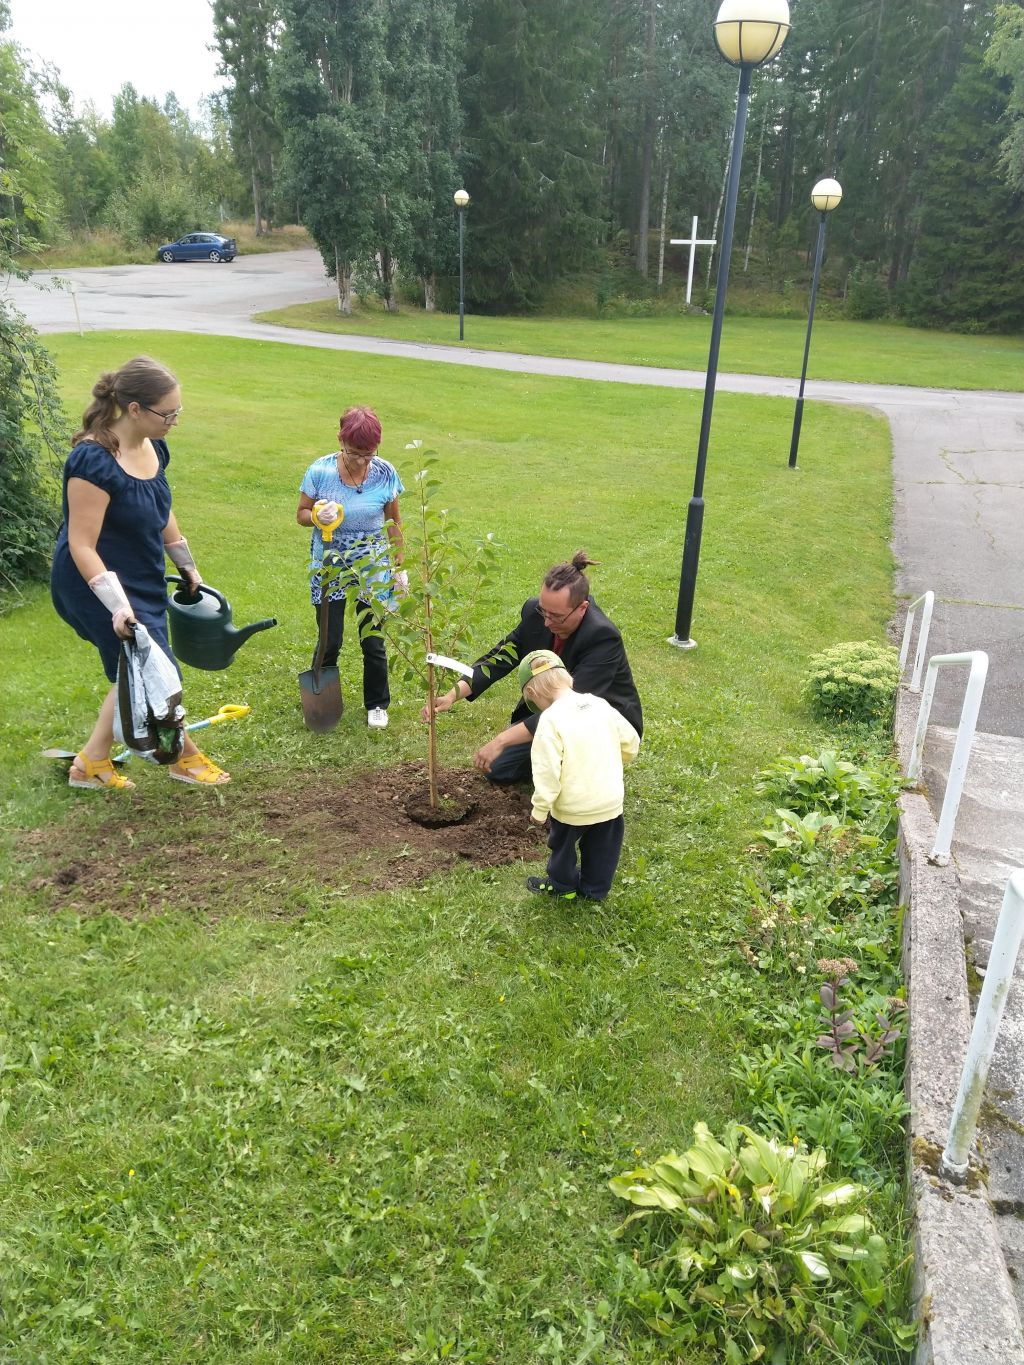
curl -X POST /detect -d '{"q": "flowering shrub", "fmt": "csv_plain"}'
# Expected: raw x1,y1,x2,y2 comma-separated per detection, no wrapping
803,641,901,724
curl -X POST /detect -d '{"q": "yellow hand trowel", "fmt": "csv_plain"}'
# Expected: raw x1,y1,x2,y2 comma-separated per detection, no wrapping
313,500,344,540
43,703,252,764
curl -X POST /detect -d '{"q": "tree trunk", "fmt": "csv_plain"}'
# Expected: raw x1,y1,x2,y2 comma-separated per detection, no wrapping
603,0,626,244
656,156,669,287
422,274,436,311
265,149,276,232
380,247,399,313
706,139,730,291
335,244,352,314
634,0,657,276
743,101,768,272
248,125,264,236
775,98,796,226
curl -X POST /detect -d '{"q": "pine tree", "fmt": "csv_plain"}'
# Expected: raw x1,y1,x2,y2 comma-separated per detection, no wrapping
904,37,1024,331
987,1,1024,191
459,0,605,310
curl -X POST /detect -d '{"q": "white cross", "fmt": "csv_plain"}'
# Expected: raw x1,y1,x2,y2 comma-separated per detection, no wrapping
669,216,718,304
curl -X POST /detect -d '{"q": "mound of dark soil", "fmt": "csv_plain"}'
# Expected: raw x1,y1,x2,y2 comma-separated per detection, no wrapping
20,763,545,917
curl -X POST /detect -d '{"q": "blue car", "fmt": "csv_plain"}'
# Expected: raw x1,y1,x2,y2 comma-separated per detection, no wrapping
156,232,237,263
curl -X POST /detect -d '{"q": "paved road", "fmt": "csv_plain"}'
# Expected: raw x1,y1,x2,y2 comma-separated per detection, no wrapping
7,249,1024,735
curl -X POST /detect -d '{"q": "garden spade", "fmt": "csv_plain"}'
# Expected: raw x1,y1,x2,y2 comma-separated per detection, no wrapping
298,596,342,732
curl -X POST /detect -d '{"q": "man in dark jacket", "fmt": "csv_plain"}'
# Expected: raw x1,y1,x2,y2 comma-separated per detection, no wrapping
424,552,643,781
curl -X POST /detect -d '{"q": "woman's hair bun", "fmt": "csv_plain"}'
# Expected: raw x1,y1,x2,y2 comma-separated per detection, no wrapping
92,373,117,399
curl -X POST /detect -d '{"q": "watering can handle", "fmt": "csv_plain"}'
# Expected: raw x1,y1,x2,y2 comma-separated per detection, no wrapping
166,575,229,610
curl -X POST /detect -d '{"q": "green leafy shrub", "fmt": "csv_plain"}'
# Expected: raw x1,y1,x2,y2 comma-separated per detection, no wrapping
803,641,900,724
845,268,890,320
107,175,215,247
609,1122,909,1362
1,229,68,602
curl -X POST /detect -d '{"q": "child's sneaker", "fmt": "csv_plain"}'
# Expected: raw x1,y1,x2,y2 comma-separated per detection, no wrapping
525,875,576,900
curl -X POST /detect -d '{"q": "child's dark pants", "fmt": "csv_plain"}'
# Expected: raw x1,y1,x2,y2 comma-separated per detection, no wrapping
545,814,625,901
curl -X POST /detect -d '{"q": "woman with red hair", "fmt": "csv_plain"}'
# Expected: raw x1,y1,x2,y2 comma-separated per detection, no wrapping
295,406,405,728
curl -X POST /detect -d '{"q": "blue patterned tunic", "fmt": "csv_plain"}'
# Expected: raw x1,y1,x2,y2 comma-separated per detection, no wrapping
299,453,404,605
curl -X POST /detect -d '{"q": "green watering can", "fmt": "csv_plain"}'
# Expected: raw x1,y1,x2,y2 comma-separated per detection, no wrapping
166,577,278,671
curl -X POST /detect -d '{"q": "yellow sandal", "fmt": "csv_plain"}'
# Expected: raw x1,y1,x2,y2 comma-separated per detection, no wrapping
168,751,231,785
69,752,136,791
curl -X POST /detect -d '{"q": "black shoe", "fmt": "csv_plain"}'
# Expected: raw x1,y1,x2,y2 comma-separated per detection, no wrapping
525,875,577,900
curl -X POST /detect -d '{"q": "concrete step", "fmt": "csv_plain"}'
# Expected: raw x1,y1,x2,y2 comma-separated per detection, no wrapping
914,727,1024,1322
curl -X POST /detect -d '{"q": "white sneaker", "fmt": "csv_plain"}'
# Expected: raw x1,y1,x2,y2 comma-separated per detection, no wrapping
367,707,389,730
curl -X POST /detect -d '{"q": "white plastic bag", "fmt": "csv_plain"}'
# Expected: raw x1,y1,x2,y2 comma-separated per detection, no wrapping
114,624,186,764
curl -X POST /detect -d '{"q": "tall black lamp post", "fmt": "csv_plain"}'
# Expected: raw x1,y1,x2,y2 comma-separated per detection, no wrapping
789,177,842,469
454,188,469,341
670,0,791,650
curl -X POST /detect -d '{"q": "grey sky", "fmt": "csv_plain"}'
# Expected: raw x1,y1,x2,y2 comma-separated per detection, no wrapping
8,0,222,119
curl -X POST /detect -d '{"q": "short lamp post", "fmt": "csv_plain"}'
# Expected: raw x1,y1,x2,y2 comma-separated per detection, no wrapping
788,177,842,469
454,188,469,341
670,0,791,650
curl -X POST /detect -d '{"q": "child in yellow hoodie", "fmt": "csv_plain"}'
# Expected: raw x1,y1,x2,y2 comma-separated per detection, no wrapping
519,649,640,902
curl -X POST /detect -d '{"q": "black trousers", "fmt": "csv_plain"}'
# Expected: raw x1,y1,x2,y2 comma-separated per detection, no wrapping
313,598,389,710
545,814,625,901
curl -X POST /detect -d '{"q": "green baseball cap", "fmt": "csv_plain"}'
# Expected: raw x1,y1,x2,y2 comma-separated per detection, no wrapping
517,649,567,711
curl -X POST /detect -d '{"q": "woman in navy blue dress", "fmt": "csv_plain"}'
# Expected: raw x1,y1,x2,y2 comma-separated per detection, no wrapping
51,356,230,789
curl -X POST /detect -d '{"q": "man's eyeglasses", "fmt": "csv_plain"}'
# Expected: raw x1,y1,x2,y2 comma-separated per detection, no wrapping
142,404,183,424
535,599,587,627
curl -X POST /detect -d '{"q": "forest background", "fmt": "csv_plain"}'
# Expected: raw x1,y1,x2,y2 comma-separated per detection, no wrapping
3,0,1024,331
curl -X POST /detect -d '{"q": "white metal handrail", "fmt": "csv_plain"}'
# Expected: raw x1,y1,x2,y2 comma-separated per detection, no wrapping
907,650,989,867
898,590,934,693
942,869,1024,1180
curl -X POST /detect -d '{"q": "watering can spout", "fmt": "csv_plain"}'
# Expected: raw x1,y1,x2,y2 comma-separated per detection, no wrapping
227,618,278,655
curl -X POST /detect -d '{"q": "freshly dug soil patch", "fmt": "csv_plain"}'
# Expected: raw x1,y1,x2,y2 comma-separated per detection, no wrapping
20,763,544,918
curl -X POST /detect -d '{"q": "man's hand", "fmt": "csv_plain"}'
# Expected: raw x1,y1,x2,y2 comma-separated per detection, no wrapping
420,691,457,723
473,737,505,773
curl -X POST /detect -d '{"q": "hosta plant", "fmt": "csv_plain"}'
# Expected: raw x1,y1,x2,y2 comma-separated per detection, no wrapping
609,1122,905,1363
754,751,904,833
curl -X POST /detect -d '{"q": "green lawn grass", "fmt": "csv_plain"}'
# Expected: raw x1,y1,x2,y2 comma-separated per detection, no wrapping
257,297,1024,393
0,333,894,1363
